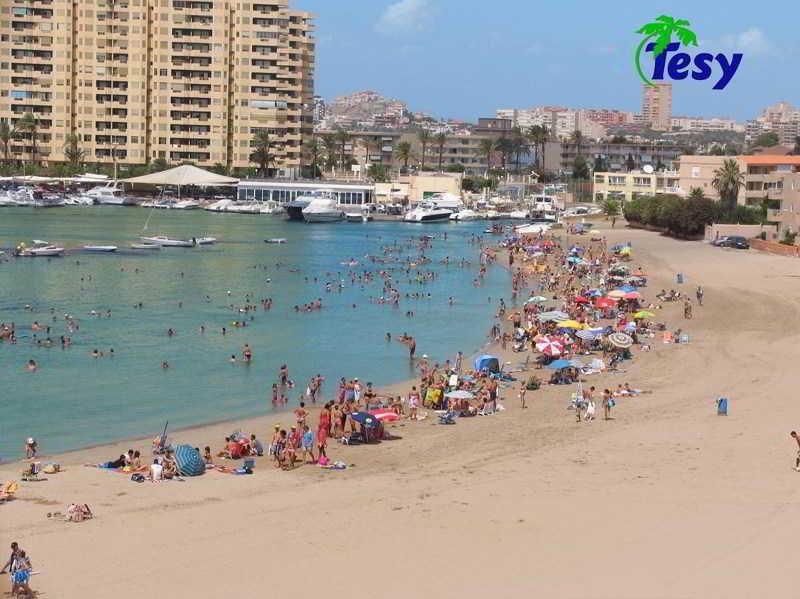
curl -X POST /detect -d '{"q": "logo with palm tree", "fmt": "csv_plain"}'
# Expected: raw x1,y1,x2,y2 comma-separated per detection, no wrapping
635,15,698,86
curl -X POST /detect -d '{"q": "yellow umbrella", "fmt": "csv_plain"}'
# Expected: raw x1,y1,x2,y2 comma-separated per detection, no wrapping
558,320,587,329
619,247,632,255
633,310,654,319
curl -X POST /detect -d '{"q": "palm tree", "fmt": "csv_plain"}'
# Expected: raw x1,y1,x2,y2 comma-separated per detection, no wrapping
635,16,698,86
0,120,14,166
495,137,512,171
250,129,272,176
434,132,447,171
417,129,431,170
303,135,322,179
359,136,374,170
333,128,350,170
570,130,584,156
689,187,705,200
478,138,495,174
527,125,548,171
17,112,39,167
396,141,412,172
509,126,528,173
712,159,745,213
63,133,85,171
321,133,338,171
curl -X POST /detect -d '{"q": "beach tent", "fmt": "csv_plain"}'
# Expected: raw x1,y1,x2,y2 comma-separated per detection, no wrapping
123,165,238,191
174,444,205,477
474,355,500,373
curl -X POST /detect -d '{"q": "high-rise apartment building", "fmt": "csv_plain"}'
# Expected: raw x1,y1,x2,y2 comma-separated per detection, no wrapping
0,0,315,173
641,83,672,131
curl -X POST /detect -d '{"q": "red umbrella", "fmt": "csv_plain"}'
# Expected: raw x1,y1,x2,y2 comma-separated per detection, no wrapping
574,296,590,304
623,292,642,300
536,337,565,356
369,408,401,422
594,297,617,309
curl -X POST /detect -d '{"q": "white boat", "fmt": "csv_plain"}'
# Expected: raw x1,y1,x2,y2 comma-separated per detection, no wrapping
130,243,161,250
227,202,263,214
0,193,21,207
265,238,287,244
287,190,338,221
63,195,94,206
173,199,201,210
302,197,344,223
196,237,216,245
404,202,453,223
82,182,134,206
345,208,372,222
450,209,480,222
509,210,529,220
21,241,64,257
260,201,284,215
139,236,195,247
205,199,235,212
83,245,118,252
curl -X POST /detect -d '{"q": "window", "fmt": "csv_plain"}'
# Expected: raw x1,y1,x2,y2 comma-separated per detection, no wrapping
691,167,700,178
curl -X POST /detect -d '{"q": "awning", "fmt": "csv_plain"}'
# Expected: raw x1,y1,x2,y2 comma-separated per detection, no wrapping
123,165,238,187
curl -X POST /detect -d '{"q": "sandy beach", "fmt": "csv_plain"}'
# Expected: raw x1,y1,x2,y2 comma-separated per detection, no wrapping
4,222,800,598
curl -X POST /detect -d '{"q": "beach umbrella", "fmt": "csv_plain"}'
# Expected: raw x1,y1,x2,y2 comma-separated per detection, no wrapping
526,295,548,304
576,328,604,340
536,337,564,356
594,297,617,309
619,247,632,255
608,332,633,349
174,444,205,477
539,310,569,322
569,358,584,368
611,244,629,252
350,411,380,428
369,408,401,422
619,285,637,293
574,296,590,304
444,390,474,400
474,355,500,373
566,256,583,264
632,310,655,319
607,289,625,299
545,359,572,370
623,291,642,300
558,320,586,329
586,289,604,297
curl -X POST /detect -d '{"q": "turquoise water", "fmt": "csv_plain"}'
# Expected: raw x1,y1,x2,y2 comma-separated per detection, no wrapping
0,208,508,459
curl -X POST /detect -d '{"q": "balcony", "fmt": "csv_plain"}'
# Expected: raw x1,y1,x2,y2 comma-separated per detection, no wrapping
169,151,210,161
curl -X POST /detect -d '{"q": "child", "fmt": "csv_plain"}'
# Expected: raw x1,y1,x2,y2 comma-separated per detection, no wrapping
518,383,527,409
301,425,315,464
203,446,213,467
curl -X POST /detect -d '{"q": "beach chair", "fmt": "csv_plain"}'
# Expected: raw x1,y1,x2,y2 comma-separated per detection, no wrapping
21,462,43,482
0,480,18,502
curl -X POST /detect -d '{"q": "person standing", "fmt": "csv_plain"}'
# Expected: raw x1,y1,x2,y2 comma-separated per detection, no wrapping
696,286,704,306
518,382,527,409
602,388,614,420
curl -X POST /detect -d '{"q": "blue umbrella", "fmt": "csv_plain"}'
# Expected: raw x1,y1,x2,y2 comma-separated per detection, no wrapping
566,256,583,264
350,411,380,428
619,285,637,293
587,289,604,297
174,444,205,477
546,359,572,370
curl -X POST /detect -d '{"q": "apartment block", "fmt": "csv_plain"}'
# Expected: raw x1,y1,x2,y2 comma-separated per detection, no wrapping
0,0,314,172
556,140,680,174
593,169,680,204
641,83,672,131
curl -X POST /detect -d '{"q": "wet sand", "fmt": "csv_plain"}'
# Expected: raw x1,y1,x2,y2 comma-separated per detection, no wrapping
3,222,800,598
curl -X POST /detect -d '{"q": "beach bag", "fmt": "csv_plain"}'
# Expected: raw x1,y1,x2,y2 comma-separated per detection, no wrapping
131,473,146,483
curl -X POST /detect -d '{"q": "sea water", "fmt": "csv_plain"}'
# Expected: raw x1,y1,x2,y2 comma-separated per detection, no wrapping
0,207,509,459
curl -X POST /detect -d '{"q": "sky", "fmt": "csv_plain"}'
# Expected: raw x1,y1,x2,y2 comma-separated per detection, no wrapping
299,0,798,121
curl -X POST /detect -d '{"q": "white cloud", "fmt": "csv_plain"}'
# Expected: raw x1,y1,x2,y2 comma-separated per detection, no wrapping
375,0,433,36
717,28,774,55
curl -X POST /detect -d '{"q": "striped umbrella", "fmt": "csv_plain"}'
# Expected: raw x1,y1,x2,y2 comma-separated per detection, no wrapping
536,337,565,356
175,444,205,477
608,332,634,349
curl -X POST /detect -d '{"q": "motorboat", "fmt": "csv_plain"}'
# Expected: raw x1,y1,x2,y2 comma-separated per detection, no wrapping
64,195,94,206
403,201,453,223
205,199,235,212
130,243,161,250
260,201,284,215
302,195,345,223
287,190,337,221
139,236,195,247
450,209,480,222
0,192,21,207
20,240,64,257
227,202,263,214
345,210,372,223
196,237,217,245
172,199,201,210
82,182,134,205
508,210,529,220
83,245,118,252
265,238,287,244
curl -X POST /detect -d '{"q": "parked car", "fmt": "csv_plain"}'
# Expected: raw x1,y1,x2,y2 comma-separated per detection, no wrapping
720,235,750,249
710,236,729,246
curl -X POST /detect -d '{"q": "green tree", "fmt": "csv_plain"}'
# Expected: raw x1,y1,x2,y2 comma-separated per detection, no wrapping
250,129,273,176
303,135,322,179
17,112,39,166
755,131,779,147
63,133,85,172
635,16,698,86
150,157,169,172
445,163,465,173
396,141,412,172
0,120,14,165
527,125,548,171
611,135,627,144
688,186,705,200
793,136,800,156
572,155,590,180
602,198,620,217
509,126,528,173
434,132,447,171
417,129,431,170
712,158,745,214
321,133,338,170
478,138,495,173
367,163,390,183
570,130,584,155
593,156,607,172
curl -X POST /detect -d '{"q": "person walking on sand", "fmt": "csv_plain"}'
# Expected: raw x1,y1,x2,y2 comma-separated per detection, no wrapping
696,285,704,306
518,382,527,409
602,388,614,420
791,431,800,471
